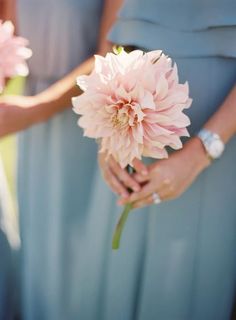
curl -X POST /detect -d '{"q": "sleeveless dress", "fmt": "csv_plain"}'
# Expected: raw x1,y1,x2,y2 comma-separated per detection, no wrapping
75,1,236,320
17,1,103,319
17,0,236,319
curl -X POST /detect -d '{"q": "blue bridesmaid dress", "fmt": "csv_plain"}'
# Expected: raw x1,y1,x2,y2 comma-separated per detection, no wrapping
17,0,236,319
77,1,236,320
0,227,13,320
0,159,20,319
17,0,103,319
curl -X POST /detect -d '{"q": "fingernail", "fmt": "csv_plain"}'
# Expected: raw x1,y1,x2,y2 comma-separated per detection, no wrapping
117,199,124,205
141,170,148,175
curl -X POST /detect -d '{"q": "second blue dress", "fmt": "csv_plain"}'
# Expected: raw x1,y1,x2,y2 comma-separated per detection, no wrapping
17,0,103,319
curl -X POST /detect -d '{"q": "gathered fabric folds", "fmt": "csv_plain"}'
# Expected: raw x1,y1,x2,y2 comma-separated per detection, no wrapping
109,0,236,58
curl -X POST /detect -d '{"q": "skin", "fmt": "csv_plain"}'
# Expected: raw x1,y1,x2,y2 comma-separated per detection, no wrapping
0,59,92,136
99,84,236,208
1,1,236,208
0,0,151,195
0,0,17,24
98,155,148,196
0,0,124,136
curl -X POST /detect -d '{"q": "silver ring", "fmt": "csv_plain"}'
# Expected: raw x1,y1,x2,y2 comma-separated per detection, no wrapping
152,192,161,204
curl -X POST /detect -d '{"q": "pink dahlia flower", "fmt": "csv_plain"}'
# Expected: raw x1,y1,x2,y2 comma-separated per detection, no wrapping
0,20,32,92
73,49,192,168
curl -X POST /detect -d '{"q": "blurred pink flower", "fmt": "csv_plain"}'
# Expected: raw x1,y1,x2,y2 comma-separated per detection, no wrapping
0,20,32,92
73,49,192,168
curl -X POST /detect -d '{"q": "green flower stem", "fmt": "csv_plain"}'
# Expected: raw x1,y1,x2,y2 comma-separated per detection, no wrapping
112,202,133,250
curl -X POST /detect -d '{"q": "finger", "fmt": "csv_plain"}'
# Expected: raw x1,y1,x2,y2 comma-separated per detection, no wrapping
132,194,156,209
109,157,141,192
118,182,154,205
132,158,148,175
133,172,150,184
130,189,166,208
132,161,160,183
128,183,154,203
105,167,130,198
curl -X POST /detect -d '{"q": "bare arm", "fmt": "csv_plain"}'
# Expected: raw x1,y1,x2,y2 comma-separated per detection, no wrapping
118,84,236,208
0,1,6,19
204,84,236,143
100,83,236,205
97,0,123,55
34,58,93,123
29,0,123,122
0,0,123,136
0,0,17,27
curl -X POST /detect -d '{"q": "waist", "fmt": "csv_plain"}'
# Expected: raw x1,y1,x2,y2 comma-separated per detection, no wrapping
109,19,236,58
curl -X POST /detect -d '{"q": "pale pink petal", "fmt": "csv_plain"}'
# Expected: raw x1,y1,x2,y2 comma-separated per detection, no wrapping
155,74,169,100
0,20,32,88
73,48,192,166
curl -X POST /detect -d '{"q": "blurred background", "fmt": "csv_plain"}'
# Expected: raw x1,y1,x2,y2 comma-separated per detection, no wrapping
0,133,16,200
0,77,25,206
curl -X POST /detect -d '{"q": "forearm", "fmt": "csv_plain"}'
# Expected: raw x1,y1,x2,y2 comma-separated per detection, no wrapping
0,1,6,19
34,57,95,122
186,83,236,171
33,0,123,123
0,0,17,26
204,84,236,143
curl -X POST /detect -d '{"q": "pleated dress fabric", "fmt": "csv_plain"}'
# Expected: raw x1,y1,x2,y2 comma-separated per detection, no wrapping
76,58,236,320
17,0,103,319
17,0,236,319
0,158,20,319
0,204,15,320
0,227,14,320
103,1,236,319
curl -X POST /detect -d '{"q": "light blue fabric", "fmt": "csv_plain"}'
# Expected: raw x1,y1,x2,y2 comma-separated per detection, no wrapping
0,161,20,320
115,0,236,31
17,1,236,320
79,57,236,320
105,1,236,319
17,0,103,319
109,0,236,58
0,228,13,320
109,20,236,58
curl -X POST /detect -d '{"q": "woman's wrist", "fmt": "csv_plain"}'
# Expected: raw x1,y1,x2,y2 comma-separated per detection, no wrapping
184,137,211,172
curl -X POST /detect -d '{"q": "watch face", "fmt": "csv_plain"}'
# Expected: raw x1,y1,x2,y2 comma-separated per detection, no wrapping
208,139,224,158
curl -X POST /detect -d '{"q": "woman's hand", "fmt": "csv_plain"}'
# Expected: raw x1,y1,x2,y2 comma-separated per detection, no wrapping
0,95,53,137
118,137,210,209
98,153,148,198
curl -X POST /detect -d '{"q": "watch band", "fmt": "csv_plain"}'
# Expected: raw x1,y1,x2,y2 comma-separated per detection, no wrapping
197,128,225,161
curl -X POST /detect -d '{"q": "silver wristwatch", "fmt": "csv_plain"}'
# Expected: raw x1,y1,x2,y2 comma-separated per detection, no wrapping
197,128,225,160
